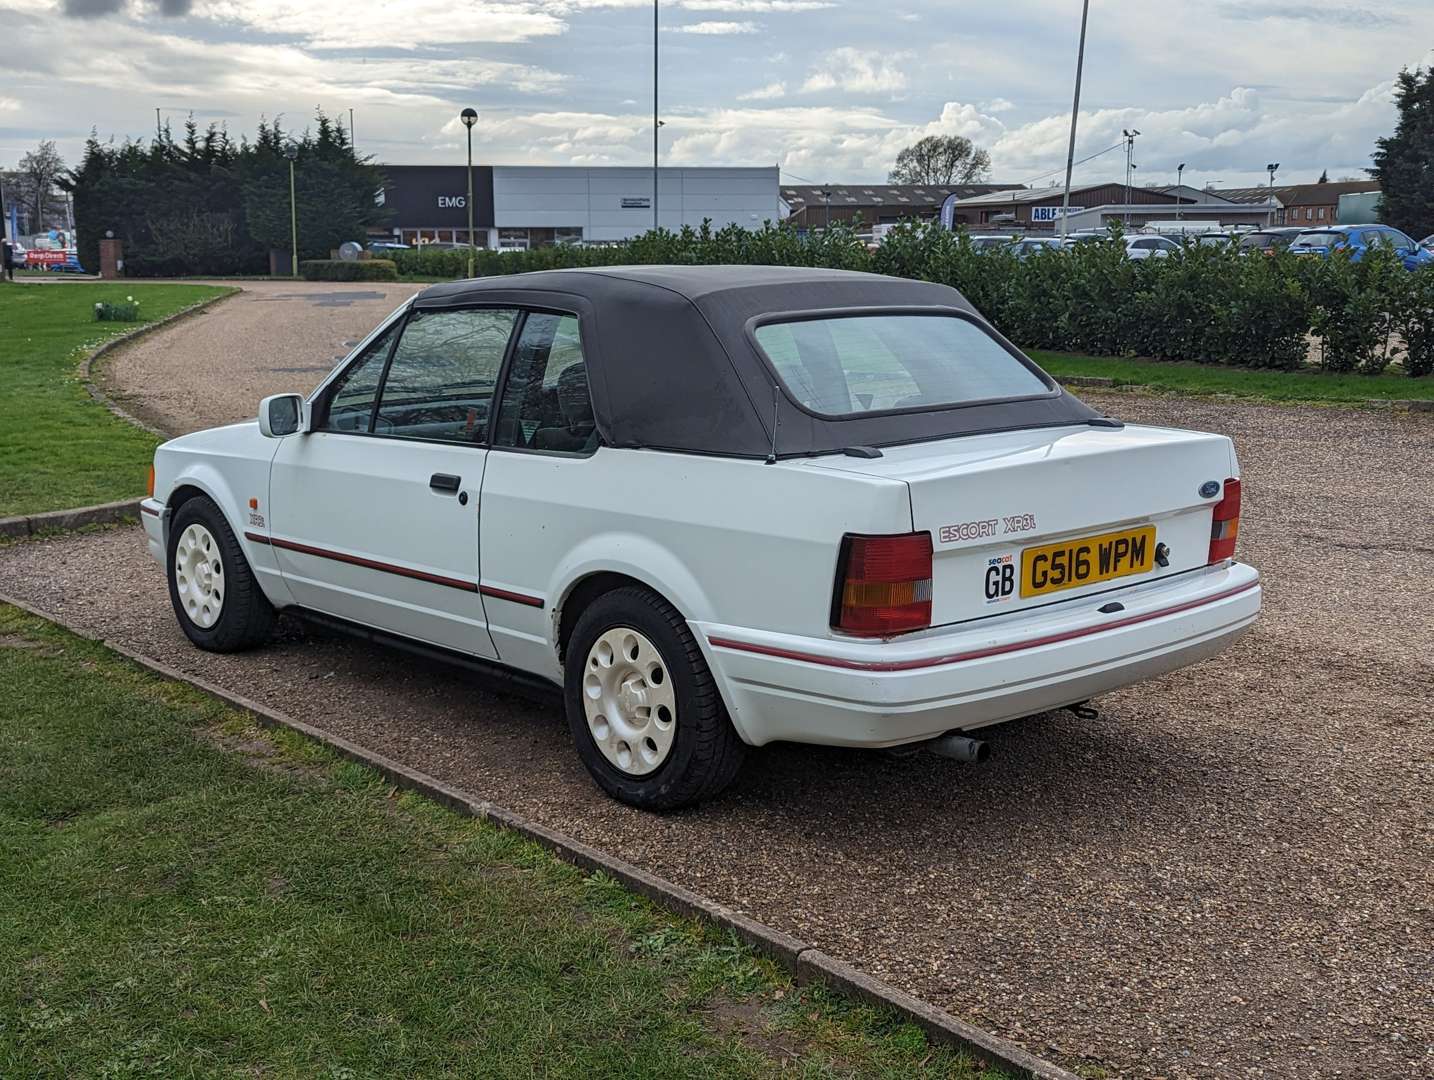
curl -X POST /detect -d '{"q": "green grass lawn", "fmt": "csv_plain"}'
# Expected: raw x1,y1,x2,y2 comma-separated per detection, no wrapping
0,282,230,518
1029,349,1434,403
0,605,1008,1080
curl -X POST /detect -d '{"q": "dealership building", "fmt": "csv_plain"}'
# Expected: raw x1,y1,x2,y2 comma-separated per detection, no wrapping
374,164,780,248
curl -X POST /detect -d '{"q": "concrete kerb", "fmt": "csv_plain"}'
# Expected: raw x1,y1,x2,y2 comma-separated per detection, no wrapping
0,498,144,540
0,587,1079,1080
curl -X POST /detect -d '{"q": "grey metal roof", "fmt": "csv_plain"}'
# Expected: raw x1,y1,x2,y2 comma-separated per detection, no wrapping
781,183,1023,209
949,183,1120,207
1212,181,1380,207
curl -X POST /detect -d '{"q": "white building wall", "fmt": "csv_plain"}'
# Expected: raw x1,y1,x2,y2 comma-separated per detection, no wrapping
492,166,780,242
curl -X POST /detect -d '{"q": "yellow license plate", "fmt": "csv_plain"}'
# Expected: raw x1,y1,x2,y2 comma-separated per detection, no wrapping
1020,526,1156,598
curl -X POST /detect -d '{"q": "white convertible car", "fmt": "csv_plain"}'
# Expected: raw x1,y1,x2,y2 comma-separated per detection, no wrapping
142,266,1260,809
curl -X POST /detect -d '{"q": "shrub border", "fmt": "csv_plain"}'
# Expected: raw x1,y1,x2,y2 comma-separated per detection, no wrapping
0,587,1079,1080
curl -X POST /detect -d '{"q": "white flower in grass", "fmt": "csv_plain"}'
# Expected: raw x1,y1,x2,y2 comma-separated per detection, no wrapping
95,302,102,309
126,295,134,302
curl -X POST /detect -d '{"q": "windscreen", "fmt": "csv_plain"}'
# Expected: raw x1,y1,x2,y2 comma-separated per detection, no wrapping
753,314,1051,417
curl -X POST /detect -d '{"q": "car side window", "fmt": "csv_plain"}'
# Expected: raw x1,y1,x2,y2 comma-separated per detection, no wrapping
373,308,518,444
321,319,401,433
492,313,597,454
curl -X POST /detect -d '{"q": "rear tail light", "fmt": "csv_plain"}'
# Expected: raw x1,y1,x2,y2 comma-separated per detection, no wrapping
1208,478,1241,563
833,532,933,636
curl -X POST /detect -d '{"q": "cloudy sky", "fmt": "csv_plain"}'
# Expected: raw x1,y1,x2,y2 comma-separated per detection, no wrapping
2,0,1431,189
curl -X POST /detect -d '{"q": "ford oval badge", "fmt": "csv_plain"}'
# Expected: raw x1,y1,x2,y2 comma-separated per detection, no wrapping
1199,480,1221,499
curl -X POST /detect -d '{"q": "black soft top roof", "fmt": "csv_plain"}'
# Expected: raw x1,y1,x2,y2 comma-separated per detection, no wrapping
416,265,1101,459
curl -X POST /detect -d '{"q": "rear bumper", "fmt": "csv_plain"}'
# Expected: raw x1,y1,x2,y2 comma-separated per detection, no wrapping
696,562,1261,748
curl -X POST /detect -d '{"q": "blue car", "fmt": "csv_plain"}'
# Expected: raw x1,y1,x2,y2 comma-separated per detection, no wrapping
1287,224,1433,270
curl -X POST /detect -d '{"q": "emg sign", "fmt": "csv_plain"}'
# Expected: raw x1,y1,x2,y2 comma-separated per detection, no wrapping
438,195,467,209
1030,205,1082,222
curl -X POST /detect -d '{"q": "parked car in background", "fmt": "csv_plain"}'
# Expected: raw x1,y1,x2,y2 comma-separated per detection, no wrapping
1124,235,1181,260
966,234,1020,253
1190,233,1240,248
1287,225,1433,270
1419,234,1434,254
1009,237,1066,258
140,266,1260,809
367,241,411,254
1237,228,1304,255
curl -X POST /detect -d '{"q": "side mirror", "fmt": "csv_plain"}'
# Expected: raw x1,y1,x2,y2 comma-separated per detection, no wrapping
258,393,305,438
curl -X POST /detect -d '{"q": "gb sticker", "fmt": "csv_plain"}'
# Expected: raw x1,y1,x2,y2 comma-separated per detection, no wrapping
984,553,1016,604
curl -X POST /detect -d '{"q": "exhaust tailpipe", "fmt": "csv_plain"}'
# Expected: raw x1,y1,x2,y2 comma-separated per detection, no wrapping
927,733,990,763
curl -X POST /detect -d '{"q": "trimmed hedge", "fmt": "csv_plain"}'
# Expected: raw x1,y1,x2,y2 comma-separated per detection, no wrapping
300,258,399,282
395,221,1433,377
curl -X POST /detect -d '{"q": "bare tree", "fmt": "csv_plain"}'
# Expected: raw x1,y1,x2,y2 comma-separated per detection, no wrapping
888,135,991,185
16,140,67,232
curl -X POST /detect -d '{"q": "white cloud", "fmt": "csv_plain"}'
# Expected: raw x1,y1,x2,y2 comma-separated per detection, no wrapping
665,19,759,34
0,97,20,111
677,0,832,9
205,0,566,49
801,47,912,95
983,73,1413,186
982,98,1016,114
738,81,788,101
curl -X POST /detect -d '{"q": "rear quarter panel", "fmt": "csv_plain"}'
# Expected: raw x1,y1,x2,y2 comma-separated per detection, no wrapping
477,447,913,684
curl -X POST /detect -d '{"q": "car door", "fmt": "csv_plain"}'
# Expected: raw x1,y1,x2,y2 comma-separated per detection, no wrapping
1384,228,1422,270
265,304,520,657
478,310,601,681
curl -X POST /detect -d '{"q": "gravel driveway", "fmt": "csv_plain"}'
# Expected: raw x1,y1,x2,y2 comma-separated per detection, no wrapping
100,280,422,435
9,285,1432,1079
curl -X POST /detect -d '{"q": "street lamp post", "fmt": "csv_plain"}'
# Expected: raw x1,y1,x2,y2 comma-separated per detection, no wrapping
821,189,831,231
1266,162,1280,227
461,108,478,278
284,143,299,277
1058,0,1091,242
1176,162,1186,222
653,0,660,232
1122,129,1140,227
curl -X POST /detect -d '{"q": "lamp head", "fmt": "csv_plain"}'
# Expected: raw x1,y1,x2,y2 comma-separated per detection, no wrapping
283,143,298,161
460,108,478,129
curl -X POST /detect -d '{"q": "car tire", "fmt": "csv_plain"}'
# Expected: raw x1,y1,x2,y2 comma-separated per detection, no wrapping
166,495,276,652
564,585,746,810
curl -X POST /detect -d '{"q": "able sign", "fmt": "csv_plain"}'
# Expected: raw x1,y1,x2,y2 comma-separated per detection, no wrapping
1030,206,1083,222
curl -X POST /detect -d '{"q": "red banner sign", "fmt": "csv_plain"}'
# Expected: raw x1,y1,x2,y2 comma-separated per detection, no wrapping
26,249,69,266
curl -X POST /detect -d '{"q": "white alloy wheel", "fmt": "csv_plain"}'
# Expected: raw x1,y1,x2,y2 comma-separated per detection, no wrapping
174,522,225,629
582,626,677,776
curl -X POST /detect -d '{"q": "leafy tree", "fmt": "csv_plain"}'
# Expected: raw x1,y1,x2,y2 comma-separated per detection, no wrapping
887,135,990,186
242,114,386,262
65,111,387,276
1370,64,1434,237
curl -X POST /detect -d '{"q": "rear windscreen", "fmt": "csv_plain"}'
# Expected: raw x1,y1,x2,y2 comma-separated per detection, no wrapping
753,314,1052,417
